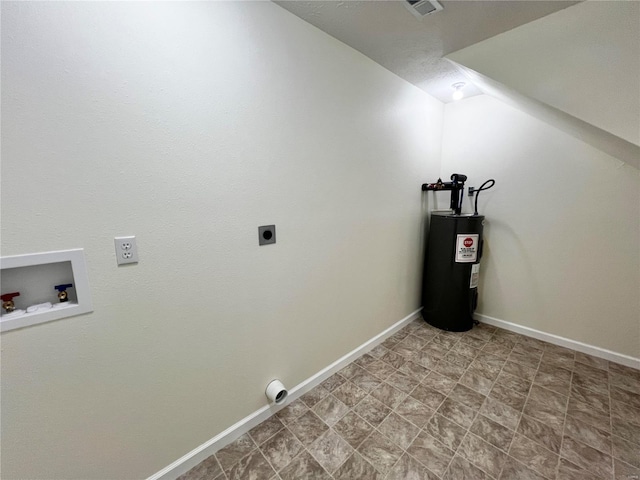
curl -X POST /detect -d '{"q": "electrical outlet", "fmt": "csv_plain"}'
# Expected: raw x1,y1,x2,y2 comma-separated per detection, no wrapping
258,225,276,246
114,236,139,265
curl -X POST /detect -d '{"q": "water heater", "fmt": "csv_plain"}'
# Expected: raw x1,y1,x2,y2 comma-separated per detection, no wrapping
421,174,494,332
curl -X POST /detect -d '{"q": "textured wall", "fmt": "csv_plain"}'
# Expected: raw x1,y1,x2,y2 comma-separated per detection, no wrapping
441,95,640,358
0,2,443,478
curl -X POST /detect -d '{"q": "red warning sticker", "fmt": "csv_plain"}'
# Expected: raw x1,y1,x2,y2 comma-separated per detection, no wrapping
456,234,479,263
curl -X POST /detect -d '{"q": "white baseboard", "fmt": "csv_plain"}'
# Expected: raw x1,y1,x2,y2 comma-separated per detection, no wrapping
476,313,640,370
147,308,423,480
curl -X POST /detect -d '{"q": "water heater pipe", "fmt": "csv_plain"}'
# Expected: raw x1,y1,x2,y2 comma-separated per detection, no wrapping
422,173,467,215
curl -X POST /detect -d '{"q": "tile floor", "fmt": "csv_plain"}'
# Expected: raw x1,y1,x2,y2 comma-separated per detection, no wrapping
179,319,640,480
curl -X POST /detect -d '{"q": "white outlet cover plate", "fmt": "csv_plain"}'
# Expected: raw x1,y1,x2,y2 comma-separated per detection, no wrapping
114,236,139,265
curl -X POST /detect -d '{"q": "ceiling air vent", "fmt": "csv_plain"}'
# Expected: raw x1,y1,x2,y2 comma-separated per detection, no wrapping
404,0,443,18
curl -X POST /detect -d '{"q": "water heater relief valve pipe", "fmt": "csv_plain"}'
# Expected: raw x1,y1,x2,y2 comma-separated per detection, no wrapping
422,174,495,216
422,173,467,215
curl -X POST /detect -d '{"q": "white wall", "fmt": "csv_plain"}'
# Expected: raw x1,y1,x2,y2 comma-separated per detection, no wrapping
445,63,640,170
441,95,640,358
0,2,443,478
448,0,640,146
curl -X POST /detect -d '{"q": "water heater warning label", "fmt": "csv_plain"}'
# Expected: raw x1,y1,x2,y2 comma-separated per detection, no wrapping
470,263,480,288
455,234,479,263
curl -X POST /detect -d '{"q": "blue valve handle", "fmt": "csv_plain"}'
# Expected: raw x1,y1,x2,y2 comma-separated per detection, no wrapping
54,283,73,292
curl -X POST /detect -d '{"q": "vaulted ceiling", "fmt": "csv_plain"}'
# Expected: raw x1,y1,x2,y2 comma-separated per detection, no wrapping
275,0,639,167
274,0,579,103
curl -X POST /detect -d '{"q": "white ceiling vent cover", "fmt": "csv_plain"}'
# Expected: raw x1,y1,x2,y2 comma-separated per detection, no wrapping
404,0,443,18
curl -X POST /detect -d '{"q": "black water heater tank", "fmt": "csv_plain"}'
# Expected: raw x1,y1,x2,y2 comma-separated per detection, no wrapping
422,212,484,332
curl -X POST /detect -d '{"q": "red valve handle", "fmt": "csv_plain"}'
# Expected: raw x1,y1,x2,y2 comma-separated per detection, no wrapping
1,292,20,302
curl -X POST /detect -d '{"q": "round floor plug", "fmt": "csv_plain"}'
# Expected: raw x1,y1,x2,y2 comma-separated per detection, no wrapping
265,379,288,405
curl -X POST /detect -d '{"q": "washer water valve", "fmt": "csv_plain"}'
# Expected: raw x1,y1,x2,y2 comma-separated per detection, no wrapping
54,284,73,303
1,292,20,313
